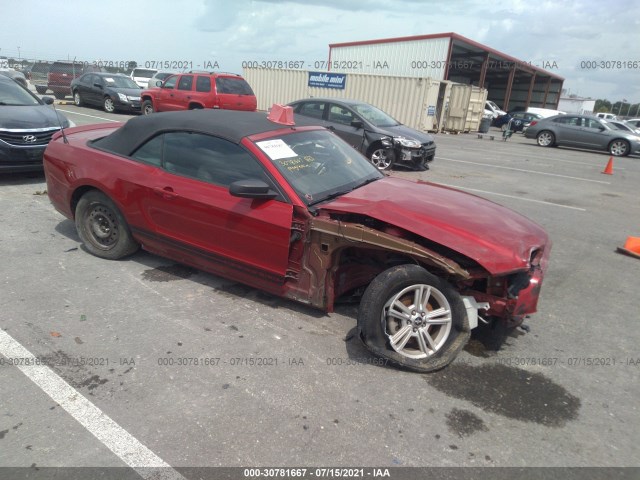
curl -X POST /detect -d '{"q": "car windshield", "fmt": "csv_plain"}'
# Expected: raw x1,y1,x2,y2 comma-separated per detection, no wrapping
350,103,399,127
0,80,40,106
256,129,383,206
103,76,139,89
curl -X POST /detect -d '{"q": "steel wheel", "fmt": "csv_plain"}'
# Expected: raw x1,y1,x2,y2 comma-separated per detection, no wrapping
609,139,629,157
75,191,139,260
73,91,82,107
103,97,115,113
383,283,453,359
370,148,394,170
536,131,555,147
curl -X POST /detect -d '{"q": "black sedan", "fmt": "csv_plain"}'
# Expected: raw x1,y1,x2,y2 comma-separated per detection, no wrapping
71,73,142,113
288,98,436,171
0,74,72,172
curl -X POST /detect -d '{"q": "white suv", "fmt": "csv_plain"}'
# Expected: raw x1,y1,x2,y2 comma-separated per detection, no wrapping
130,68,158,88
596,112,617,121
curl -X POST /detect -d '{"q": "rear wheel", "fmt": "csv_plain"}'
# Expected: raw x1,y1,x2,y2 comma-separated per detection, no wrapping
35,85,47,94
536,130,555,147
609,139,630,157
103,97,115,113
142,100,154,115
358,264,469,372
75,191,139,260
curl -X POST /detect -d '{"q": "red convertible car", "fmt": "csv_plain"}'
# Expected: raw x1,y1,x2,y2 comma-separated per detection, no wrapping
44,108,551,372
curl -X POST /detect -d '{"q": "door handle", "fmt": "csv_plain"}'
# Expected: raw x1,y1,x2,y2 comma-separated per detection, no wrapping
152,186,177,200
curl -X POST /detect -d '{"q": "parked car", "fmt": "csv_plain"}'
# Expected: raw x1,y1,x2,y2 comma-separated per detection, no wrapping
484,100,507,120
43,107,550,372
0,68,28,88
596,112,617,121
147,71,176,88
0,74,73,172
25,61,51,94
71,73,142,113
47,61,85,99
140,71,256,114
130,68,158,88
625,118,640,129
288,98,435,171
607,120,640,134
494,112,543,133
524,114,640,156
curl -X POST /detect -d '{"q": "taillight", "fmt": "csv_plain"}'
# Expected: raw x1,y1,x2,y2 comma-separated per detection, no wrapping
529,120,538,127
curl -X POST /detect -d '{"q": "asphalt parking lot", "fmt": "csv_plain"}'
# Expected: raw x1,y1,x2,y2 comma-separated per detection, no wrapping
1,103,639,478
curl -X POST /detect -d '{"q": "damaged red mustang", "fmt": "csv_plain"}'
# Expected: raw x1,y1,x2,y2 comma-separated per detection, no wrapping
43,107,551,372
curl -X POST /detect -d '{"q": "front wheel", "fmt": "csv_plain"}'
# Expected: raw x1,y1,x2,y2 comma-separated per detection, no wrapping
103,97,115,113
142,100,154,115
536,130,555,147
369,147,395,170
73,91,83,107
358,265,469,372
75,191,139,260
609,139,630,157
35,85,47,94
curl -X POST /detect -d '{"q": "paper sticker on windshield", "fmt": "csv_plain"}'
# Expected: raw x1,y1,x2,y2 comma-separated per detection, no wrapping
105,77,115,83
256,139,297,160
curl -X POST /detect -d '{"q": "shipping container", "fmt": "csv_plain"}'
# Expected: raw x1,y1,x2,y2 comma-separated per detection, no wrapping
244,68,485,132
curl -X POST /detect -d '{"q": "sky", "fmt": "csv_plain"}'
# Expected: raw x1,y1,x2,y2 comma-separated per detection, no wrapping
1,0,639,102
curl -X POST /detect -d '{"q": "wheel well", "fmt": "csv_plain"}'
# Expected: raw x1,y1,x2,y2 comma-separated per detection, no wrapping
188,103,204,110
70,186,99,218
609,138,629,147
365,140,384,158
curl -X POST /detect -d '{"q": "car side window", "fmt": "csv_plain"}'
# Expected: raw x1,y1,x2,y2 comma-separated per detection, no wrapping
196,76,211,92
298,102,326,119
131,135,163,167
554,116,580,126
584,118,603,129
178,75,193,91
163,75,178,89
328,105,354,126
162,132,270,188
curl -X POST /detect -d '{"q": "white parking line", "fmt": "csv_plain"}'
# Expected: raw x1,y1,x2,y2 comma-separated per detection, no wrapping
437,183,587,211
57,109,121,123
0,329,185,480
438,157,611,184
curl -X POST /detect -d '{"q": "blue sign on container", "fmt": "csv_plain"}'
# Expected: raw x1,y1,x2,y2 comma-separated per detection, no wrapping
308,72,347,89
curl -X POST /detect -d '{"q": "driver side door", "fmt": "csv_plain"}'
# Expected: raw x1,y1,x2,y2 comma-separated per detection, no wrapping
326,103,365,149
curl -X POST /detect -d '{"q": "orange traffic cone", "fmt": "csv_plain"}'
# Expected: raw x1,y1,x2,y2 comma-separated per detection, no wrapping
602,157,613,175
616,236,640,259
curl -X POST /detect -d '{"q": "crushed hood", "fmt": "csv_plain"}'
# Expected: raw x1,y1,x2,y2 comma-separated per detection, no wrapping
319,176,549,274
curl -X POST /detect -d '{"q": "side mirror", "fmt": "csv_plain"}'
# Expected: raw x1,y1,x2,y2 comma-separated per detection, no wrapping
155,80,162,87
351,120,363,129
229,179,277,199
41,96,54,105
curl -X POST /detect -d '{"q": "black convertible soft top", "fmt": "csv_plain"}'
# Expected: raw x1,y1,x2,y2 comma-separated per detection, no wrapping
92,109,320,156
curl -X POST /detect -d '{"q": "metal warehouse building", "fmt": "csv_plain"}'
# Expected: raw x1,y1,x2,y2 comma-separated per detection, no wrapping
328,32,564,112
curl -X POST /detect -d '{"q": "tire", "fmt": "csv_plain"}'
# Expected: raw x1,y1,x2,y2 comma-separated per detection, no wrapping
357,264,470,373
73,90,83,107
142,100,154,115
53,91,66,100
75,191,139,260
369,146,395,171
103,96,115,113
609,139,630,157
35,85,47,94
536,130,555,147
